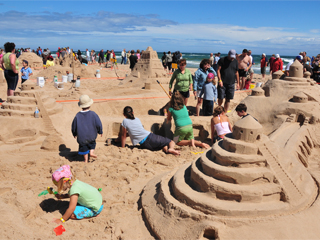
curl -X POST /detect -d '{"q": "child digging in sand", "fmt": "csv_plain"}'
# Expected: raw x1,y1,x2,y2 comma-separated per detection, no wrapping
120,106,180,155
72,95,103,163
52,165,103,224
167,91,210,148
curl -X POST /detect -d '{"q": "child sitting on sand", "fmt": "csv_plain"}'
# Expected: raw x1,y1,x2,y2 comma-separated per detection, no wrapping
20,60,33,84
71,95,103,163
167,91,210,148
120,106,180,155
200,72,217,116
52,165,103,224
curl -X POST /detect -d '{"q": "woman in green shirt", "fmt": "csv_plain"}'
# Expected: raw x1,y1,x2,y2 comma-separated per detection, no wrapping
169,59,193,105
0,42,19,97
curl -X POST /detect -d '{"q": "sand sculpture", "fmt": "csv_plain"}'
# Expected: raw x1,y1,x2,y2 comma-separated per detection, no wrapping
120,46,169,89
18,52,43,68
141,59,320,239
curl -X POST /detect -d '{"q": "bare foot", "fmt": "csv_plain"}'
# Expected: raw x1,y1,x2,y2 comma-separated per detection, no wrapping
90,153,98,158
200,143,210,149
167,148,180,156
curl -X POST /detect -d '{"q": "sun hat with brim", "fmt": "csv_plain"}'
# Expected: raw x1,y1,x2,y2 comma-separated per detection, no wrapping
78,95,93,108
52,165,72,185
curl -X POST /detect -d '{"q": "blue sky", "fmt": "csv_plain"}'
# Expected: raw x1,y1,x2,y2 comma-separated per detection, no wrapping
1,0,320,56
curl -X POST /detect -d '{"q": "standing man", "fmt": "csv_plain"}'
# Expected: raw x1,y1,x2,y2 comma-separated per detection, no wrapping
121,49,127,64
260,53,268,80
213,52,220,72
237,49,251,90
268,54,276,75
98,49,104,66
86,49,90,63
129,50,138,71
209,53,214,67
217,49,239,113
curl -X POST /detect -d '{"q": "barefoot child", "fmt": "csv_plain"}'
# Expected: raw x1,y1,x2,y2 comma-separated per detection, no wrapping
167,91,210,148
52,165,103,224
200,72,217,116
20,60,33,84
72,95,103,163
120,106,180,155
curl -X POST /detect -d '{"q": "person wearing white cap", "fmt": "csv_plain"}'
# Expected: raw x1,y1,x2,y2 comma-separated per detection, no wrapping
271,54,283,74
260,53,268,80
216,49,239,113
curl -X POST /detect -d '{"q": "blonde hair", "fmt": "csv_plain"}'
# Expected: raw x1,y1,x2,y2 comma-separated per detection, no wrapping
56,168,76,193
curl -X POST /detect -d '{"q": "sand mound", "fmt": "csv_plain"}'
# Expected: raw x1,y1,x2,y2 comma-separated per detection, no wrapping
18,52,43,68
41,134,65,151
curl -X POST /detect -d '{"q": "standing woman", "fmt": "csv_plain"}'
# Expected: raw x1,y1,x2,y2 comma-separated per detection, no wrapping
193,59,217,116
169,59,193,105
0,42,19,97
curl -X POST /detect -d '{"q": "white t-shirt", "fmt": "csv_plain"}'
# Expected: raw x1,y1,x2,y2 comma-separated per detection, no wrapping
214,56,220,64
86,51,90,58
285,60,294,71
121,118,150,145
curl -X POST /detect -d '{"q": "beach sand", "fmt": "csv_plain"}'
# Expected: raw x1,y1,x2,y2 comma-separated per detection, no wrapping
1,60,312,239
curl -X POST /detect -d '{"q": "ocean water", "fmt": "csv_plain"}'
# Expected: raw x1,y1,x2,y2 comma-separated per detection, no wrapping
50,51,295,74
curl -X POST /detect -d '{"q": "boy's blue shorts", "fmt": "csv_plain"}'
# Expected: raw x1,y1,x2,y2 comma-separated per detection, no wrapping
78,140,96,155
74,204,103,219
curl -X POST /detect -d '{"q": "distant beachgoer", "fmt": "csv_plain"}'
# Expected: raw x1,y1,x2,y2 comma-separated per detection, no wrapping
200,72,217,116
41,49,49,65
86,49,90,63
271,54,283,73
51,165,103,224
166,51,173,72
0,42,19,97
169,59,193,105
213,52,220,72
167,92,209,148
247,50,255,88
71,95,103,163
209,53,214,67
303,56,313,75
136,49,140,59
260,53,268,80
217,49,239,113
211,106,232,144
121,49,126,64
193,59,217,116
20,60,33,84
161,52,167,70
129,50,138,71
268,54,276,75
98,50,104,66
0,48,4,59
77,50,82,61
126,50,131,65
120,106,180,155
237,49,251,90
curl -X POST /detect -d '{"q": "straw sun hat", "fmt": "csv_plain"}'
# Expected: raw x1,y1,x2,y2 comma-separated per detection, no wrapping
78,95,93,108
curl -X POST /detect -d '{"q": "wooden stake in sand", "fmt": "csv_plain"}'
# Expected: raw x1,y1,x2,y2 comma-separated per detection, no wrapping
156,80,170,98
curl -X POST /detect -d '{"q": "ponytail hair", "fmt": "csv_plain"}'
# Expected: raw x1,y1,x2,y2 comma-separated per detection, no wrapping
123,106,135,119
213,106,225,117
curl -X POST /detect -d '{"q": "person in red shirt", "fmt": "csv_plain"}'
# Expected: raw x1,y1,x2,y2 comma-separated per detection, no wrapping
260,53,268,80
268,54,275,75
271,54,283,73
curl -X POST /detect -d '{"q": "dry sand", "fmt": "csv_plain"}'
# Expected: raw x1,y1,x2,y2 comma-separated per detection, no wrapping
1,60,311,240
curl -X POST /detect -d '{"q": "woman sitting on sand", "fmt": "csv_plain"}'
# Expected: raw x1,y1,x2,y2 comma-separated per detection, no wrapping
169,59,193,106
120,106,180,155
167,91,210,149
211,106,232,144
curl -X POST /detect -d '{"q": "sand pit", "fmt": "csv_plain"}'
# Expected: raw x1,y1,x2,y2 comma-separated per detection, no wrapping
1,51,320,240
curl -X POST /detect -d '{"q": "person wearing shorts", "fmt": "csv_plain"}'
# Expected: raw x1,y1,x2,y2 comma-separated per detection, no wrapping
167,91,209,149
169,59,193,105
217,49,239,113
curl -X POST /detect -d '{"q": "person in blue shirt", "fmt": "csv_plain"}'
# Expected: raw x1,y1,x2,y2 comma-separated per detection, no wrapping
200,72,217,116
193,59,217,116
71,95,103,163
20,60,33,84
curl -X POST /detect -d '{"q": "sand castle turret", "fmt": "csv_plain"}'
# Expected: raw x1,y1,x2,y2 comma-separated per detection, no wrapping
289,60,303,78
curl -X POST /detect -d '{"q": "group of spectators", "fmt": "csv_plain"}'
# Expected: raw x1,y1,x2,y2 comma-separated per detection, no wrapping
161,51,182,72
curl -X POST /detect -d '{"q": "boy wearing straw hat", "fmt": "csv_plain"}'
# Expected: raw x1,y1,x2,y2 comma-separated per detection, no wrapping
72,95,103,163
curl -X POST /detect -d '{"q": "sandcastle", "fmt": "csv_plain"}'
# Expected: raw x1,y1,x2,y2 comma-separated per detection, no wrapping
18,52,43,68
120,46,169,89
141,59,320,239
